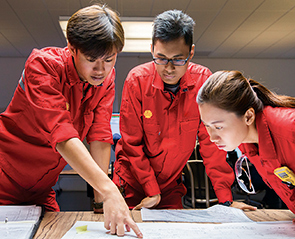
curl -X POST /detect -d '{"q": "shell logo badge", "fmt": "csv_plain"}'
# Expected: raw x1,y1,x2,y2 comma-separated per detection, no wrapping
66,102,70,111
144,110,152,119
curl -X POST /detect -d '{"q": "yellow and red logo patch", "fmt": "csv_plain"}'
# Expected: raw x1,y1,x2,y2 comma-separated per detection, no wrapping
66,102,70,111
144,110,152,119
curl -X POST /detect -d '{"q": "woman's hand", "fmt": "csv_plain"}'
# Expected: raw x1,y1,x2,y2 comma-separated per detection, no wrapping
231,201,257,211
133,194,161,210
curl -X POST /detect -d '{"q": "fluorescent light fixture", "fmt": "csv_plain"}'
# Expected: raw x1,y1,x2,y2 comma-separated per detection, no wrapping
59,16,68,39
121,17,153,52
59,16,153,53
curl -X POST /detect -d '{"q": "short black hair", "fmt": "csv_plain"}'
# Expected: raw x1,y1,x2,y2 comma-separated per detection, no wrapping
67,4,124,59
152,10,195,50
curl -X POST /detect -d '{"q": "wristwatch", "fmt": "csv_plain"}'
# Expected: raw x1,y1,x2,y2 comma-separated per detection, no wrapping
219,201,232,206
93,200,103,210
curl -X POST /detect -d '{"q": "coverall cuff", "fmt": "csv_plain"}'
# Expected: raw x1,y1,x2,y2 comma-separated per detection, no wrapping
215,188,233,204
142,180,161,197
87,123,113,145
50,123,80,152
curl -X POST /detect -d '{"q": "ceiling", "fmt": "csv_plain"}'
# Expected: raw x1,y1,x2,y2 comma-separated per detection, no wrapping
1,0,295,59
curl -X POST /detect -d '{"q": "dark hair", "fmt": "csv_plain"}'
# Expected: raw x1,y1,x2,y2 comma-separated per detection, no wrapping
152,10,195,50
197,70,295,116
67,4,124,59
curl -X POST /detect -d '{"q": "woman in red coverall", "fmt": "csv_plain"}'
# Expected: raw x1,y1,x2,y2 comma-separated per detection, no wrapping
197,70,295,215
0,4,142,238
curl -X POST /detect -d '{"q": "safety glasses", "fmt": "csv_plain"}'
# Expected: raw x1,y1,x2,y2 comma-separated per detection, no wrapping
234,155,256,194
153,53,191,66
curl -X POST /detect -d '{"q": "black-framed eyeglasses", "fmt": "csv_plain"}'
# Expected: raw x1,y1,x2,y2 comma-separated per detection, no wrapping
153,53,191,66
234,154,256,194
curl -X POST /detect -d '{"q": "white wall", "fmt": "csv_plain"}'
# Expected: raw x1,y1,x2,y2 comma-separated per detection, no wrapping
196,58,295,98
1,56,295,113
115,55,295,110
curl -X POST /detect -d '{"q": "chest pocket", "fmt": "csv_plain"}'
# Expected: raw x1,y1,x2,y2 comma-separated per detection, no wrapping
143,123,162,157
180,119,199,153
80,95,97,138
77,108,94,140
83,110,94,127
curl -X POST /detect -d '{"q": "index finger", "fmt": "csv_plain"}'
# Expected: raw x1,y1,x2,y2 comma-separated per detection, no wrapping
126,217,143,238
241,205,257,211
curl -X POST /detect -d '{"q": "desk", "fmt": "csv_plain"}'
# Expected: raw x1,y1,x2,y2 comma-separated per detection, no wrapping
34,209,295,239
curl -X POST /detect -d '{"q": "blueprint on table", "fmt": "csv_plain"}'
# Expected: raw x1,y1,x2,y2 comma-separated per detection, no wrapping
141,204,253,222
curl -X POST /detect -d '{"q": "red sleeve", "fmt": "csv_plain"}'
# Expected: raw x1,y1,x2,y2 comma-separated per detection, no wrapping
116,73,160,196
198,114,235,203
24,56,79,151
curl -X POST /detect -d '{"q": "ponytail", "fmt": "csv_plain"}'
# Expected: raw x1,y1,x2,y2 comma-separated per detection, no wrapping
197,70,295,117
249,79,295,108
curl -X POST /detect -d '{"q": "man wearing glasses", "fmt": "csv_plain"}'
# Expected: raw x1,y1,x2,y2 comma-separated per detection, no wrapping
113,10,233,209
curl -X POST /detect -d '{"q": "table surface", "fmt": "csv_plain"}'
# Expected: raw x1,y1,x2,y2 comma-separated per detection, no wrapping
33,209,295,239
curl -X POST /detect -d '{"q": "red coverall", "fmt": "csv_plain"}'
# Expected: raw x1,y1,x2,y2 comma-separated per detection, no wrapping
113,61,233,209
0,47,114,211
239,106,295,214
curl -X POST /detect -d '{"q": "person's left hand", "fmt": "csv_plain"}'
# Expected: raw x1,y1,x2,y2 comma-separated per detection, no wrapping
133,194,161,210
231,201,257,211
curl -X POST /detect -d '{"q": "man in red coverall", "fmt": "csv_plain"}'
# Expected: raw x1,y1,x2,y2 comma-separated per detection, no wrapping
113,10,256,210
0,4,142,238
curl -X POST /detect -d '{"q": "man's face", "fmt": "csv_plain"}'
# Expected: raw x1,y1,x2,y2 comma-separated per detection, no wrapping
68,43,117,86
151,38,194,85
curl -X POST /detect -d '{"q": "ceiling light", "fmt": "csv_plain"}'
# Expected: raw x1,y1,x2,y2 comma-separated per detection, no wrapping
59,16,153,53
121,17,153,52
59,16,68,40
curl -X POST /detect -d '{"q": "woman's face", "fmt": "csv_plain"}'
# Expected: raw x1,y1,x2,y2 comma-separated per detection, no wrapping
198,103,254,152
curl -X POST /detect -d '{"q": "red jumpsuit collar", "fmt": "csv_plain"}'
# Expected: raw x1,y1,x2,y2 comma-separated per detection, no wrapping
256,107,278,160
